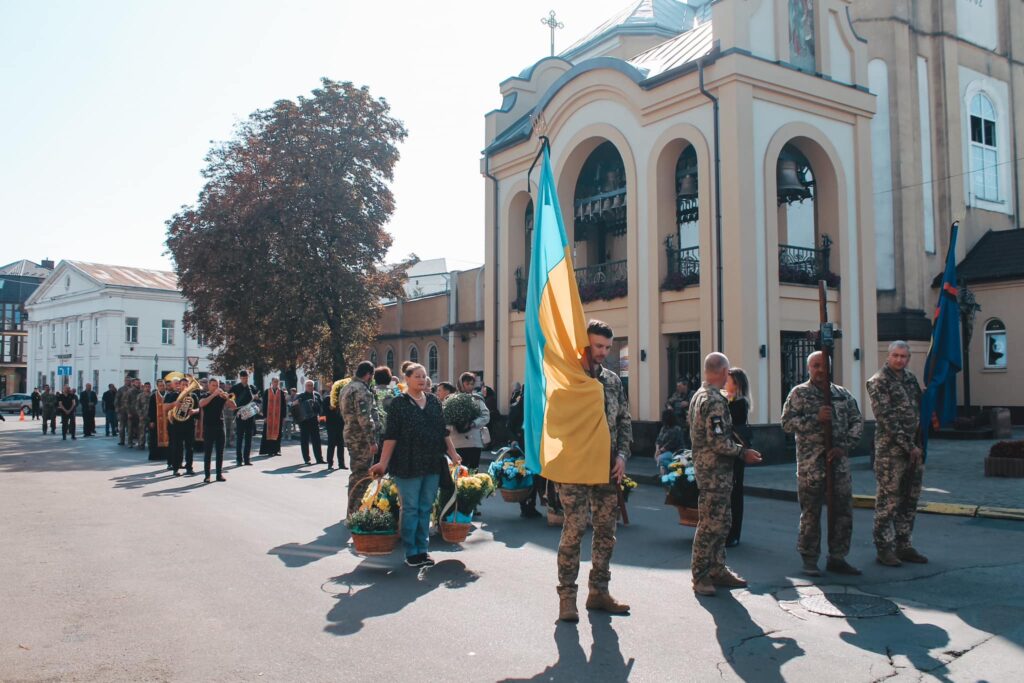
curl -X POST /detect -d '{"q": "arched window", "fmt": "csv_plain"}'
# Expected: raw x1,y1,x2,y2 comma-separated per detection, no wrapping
369,350,378,366
969,94,999,201
984,319,1007,369
427,344,439,380
385,348,394,371
408,345,419,365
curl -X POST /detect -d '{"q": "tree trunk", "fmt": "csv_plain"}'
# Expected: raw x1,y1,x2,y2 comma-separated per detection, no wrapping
284,365,299,391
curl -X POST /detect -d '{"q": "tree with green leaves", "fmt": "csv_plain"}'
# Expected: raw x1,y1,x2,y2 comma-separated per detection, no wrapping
166,78,411,382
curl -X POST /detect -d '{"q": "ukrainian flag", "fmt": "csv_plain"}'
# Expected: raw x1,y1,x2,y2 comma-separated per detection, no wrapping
523,146,611,484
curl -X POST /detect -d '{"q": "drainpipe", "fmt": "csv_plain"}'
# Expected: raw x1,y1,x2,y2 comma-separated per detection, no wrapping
1008,12,1022,228
699,58,725,351
483,154,501,401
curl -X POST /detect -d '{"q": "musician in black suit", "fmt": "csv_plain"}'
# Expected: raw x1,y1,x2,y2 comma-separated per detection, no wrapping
230,370,258,466
295,380,324,465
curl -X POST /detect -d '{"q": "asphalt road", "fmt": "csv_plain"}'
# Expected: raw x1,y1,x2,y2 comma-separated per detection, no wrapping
2,420,1023,682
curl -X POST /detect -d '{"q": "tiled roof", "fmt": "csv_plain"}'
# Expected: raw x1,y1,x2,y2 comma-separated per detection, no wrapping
0,259,51,278
931,230,1024,287
628,20,713,78
68,261,180,291
561,0,696,59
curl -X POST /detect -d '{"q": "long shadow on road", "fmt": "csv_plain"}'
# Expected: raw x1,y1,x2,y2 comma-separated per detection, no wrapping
323,559,479,636
0,431,151,473
499,614,635,682
268,520,351,568
705,591,803,683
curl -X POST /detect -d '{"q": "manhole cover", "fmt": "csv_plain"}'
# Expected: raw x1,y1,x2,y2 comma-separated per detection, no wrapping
799,593,899,618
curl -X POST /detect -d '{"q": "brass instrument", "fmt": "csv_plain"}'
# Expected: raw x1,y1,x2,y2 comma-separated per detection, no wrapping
169,374,200,423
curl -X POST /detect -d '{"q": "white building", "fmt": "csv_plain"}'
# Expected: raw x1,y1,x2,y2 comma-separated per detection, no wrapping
25,261,213,390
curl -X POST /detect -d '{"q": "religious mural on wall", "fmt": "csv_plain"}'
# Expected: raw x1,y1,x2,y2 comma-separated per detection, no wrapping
789,0,815,72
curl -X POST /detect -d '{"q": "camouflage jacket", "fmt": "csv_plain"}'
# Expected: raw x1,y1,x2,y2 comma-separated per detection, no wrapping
372,385,394,434
688,382,743,461
136,390,152,419
338,378,377,439
115,384,130,412
866,366,922,456
40,392,58,413
124,387,140,416
666,389,694,422
781,381,863,457
595,364,632,459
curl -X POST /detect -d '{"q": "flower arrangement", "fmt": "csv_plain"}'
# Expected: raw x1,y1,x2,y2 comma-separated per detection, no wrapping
662,451,699,508
446,473,496,523
488,452,534,490
443,392,481,433
361,477,401,516
620,476,638,502
348,507,397,535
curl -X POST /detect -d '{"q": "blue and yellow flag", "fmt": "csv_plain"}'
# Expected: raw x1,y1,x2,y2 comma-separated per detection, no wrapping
523,147,611,484
920,222,962,460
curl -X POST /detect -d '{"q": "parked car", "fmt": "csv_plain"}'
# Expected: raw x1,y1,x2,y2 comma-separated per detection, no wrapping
0,393,32,414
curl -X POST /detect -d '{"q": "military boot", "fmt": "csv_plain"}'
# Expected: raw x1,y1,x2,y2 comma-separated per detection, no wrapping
586,591,630,614
876,549,902,567
710,567,748,588
896,547,928,564
692,577,716,596
826,557,862,575
801,556,822,577
558,596,579,623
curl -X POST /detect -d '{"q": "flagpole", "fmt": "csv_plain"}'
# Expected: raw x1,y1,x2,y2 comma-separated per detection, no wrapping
925,221,958,386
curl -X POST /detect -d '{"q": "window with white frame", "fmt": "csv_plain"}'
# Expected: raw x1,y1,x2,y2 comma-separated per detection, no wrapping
64,322,70,346
38,325,43,348
427,344,438,380
78,319,84,345
984,319,1007,369
125,317,139,344
161,320,174,345
370,350,378,366
51,324,56,348
969,93,999,201
408,345,419,365
93,317,99,343
385,348,394,371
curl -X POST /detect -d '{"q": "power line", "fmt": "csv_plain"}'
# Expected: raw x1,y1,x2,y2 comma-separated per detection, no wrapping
873,153,1024,197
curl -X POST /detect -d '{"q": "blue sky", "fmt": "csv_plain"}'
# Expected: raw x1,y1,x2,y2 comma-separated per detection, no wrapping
1,0,628,271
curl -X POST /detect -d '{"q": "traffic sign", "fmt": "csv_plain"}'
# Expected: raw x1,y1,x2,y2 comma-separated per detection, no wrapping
56,353,72,360
57,365,72,376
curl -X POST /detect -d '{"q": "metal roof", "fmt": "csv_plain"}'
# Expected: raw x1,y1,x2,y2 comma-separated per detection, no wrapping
931,230,1024,287
560,0,696,59
0,259,52,278
628,19,714,78
67,261,180,291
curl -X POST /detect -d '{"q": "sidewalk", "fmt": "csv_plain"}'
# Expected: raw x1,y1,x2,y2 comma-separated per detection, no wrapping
481,427,1024,519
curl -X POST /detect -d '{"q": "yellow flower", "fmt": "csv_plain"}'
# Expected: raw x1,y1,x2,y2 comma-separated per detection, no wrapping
377,499,391,512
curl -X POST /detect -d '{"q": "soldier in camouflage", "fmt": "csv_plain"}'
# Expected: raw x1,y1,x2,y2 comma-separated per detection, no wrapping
688,352,762,596
782,351,864,577
40,385,59,435
115,377,131,445
339,362,379,518
135,382,152,451
866,341,928,567
125,379,142,448
557,320,632,623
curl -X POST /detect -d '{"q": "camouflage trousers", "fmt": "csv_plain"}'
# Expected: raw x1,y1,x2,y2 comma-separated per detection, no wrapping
797,450,853,561
556,483,618,598
346,432,375,517
117,411,128,442
691,455,734,582
127,415,141,447
873,452,923,551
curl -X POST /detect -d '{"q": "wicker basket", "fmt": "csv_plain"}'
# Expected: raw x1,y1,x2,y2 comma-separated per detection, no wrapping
440,520,472,543
547,509,564,526
675,505,699,527
351,531,400,556
500,487,531,503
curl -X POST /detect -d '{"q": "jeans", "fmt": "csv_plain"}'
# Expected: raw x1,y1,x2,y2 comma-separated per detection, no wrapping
394,473,441,557
105,409,118,436
235,418,254,463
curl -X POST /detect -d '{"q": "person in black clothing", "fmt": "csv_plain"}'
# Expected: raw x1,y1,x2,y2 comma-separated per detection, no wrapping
199,378,235,482
58,385,77,440
324,380,345,469
169,378,200,476
725,367,753,547
79,383,98,437
30,388,41,420
230,371,258,466
102,384,118,436
295,380,325,464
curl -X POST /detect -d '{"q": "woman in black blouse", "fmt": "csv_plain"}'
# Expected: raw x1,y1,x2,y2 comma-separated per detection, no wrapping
370,363,461,568
725,367,752,547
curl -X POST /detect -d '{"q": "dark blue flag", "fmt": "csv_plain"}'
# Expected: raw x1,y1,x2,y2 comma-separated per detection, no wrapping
920,222,962,460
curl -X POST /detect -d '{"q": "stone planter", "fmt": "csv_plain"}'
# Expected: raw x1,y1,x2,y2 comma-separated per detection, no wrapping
984,456,1024,478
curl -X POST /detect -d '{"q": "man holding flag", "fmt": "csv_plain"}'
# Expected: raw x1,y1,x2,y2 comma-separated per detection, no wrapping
522,143,632,623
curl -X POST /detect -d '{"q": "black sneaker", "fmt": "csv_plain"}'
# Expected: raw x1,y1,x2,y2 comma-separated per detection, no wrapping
203,476,211,483
422,554,436,567
405,554,428,568
216,475,226,482
173,470,182,477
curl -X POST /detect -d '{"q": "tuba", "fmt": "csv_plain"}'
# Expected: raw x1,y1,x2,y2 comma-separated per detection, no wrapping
169,375,200,423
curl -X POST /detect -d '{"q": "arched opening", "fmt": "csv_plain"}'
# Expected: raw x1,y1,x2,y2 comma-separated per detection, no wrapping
571,140,628,302
385,347,394,372
427,344,439,380
775,142,837,286
984,319,1007,369
662,143,701,291
508,191,533,313
369,349,378,367
408,345,419,366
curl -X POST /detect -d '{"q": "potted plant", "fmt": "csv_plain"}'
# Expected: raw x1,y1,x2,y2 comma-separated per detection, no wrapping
350,478,401,555
442,392,481,435
662,452,699,527
487,444,536,502
439,472,495,543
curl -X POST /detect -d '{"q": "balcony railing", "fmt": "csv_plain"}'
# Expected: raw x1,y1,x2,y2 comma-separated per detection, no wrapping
779,235,839,286
662,236,700,291
512,260,628,311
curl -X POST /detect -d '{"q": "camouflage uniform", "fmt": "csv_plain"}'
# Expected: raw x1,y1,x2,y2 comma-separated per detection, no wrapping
866,366,924,553
41,391,59,434
125,384,141,447
781,381,863,562
688,382,745,582
115,383,131,444
339,378,378,516
557,364,632,599
135,388,152,450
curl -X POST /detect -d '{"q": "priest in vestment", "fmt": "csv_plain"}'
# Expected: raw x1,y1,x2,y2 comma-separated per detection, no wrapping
259,378,288,456
148,379,173,465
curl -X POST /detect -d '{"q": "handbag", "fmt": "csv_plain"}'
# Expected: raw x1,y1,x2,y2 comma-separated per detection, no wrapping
480,425,491,446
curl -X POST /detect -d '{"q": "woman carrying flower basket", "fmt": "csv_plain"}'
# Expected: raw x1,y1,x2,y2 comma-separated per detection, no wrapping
369,363,462,568
441,373,491,471
348,477,402,555
437,467,496,543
